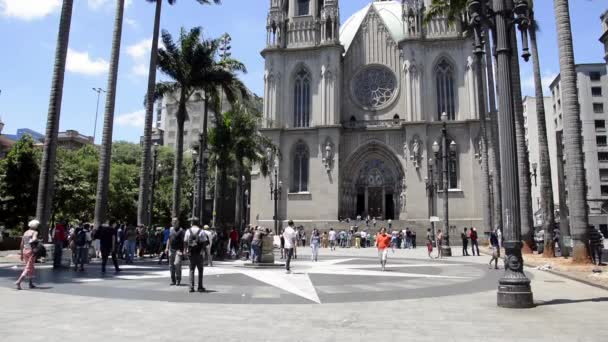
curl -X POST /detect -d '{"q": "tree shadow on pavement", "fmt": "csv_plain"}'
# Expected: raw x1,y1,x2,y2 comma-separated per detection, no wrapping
536,297,608,306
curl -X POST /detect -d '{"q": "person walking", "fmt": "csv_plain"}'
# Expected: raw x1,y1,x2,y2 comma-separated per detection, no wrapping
328,228,337,251
375,227,391,271
589,226,605,266
229,227,239,258
167,222,185,286
321,231,328,249
426,228,434,259
15,220,40,290
158,225,171,264
300,229,307,248
279,229,285,259
390,230,398,253
488,229,500,269
125,224,137,264
283,220,297,273
360,230,367,249
310,228,321,262
202,225,215,266
461,227,470,256
411,230,417,248
97,223,121,274
436,229,444,259
251,227,263,263
73,223,91,271
52,221,67,269
184,218,208,293
470,227,480,256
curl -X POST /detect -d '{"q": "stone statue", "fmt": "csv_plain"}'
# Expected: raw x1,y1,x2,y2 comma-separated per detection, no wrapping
411,138,422,168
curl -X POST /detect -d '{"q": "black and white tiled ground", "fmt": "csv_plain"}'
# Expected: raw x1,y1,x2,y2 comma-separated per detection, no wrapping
0,253,500,304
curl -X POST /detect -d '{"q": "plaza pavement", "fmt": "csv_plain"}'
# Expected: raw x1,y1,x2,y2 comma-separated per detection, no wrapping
0,247,607,342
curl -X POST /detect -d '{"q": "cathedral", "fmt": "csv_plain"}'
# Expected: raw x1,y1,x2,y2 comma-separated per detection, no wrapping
249,0,485,232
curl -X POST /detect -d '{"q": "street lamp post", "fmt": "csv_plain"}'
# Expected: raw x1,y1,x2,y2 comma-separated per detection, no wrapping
433,112,452,257
531,162,538,186
467,0,534,308
267,148,282,235
91,87,105,143
148,143,159,227
425,157,437,243
191,147,200,224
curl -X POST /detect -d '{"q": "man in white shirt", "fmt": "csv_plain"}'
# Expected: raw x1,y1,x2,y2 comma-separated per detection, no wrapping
360,230,367,248
282,220,297,273
328,228,337,251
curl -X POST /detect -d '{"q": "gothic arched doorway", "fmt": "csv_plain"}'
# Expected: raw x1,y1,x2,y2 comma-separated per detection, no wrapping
340,142,405,220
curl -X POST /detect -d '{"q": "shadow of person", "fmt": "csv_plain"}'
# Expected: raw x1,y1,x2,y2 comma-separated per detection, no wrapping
536,297,608,306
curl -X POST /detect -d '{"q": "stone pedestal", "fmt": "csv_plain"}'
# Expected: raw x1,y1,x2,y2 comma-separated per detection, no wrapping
260,235,275,264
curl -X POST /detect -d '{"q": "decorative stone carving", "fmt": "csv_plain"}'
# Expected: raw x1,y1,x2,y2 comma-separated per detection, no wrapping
322,139,334,172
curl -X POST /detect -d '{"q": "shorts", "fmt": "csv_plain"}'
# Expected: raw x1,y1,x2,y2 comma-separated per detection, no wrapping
378,248,389,261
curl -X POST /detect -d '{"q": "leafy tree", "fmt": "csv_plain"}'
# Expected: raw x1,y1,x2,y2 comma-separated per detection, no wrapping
0,136,41,231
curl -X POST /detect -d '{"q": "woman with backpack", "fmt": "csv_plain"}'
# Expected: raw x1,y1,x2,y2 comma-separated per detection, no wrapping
15,220,40,290
310,228,321,262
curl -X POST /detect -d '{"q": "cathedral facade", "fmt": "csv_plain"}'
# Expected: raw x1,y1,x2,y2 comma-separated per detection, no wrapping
250,0,485,231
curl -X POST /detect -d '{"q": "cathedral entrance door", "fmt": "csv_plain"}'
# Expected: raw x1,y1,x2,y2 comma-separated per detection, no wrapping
367,187,383,219
385,193,394,220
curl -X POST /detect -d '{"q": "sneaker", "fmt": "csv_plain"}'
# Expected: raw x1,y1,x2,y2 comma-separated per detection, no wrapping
197,287,205,293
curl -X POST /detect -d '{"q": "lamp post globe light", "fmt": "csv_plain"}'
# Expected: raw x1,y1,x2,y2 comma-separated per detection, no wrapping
467,0,534,308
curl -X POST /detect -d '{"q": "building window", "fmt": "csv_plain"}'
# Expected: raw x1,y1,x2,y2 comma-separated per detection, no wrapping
600,169,608,181
590,72,602,81
592,87,603,97
293,68,311,128
598,136,607,147
596,120,606,131
435,58,455,120
599,152,608,162
594,103,604,113
602,185,608,196
297,0,310,16
436,140,459,190
291,141,309,192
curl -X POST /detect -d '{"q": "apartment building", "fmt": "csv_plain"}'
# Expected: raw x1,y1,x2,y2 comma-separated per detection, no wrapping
548,63,608,233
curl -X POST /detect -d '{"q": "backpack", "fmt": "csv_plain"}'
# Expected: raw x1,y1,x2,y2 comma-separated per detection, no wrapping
188,228,208,253
75,228,87,247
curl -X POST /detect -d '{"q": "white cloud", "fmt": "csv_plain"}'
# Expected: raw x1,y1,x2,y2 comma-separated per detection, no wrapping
125,17,138,29
131,63,148,77
127,38,152,59
0,0,60,20
66,48,109,76
521,70,558,96
87,0,132,11
116,109,145,128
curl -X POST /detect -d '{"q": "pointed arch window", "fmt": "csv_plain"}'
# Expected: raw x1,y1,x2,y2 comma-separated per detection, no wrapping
435,58,455,120
294,68,311,128
292,142,309,192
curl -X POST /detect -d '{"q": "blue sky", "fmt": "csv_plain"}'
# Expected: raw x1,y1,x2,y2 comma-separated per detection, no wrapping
0,0,606,143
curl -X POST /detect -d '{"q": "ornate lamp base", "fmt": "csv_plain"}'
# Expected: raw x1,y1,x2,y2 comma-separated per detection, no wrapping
441,245,452,257
497,241,534,308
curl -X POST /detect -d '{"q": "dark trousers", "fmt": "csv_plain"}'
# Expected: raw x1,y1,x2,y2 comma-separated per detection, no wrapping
189,253,204,289
462,241,469,256
101,249,119,272
285,248,294,271
53,241,63,268
471,240,480,256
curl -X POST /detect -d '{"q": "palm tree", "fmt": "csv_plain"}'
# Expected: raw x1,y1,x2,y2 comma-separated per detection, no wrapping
553,0,590,263
138,0,221,226
154,27,247,219
527,2,557,257
94,0,126,229
35,0,75,241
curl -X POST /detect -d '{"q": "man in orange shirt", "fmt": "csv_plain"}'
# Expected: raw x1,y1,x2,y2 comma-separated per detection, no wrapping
375,227,392,271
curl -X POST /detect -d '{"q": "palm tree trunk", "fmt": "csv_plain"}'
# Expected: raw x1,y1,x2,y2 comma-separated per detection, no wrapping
212,165,219,227
234,163,242,232
172,92,186,219
200,96,209,224
137,0,163,226
508,25,534,253
529,14,557,258
553,0,591,263
36,0,74,242
94,0,125,229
